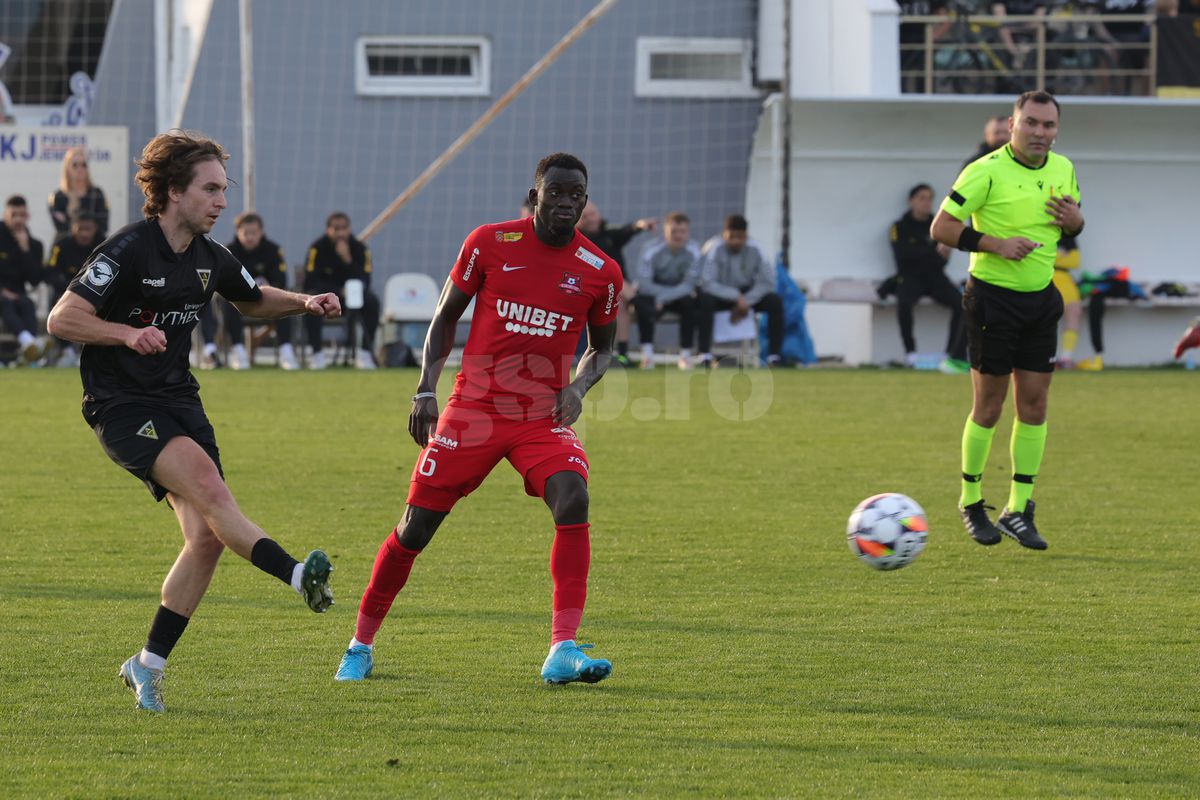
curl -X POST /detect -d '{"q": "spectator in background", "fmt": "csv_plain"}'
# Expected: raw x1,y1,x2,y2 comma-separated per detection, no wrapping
695,214,785,368
964,115,1011,168
633,211,700,369
899,1,952,93
229,212,298,370
576,201,657,367
0,195,47,364
198,212,298,370
1091,0,1155,95
890,185,969,373
993,1,1049,81
304,211,380,369
1051,234,1084,369
44,209,102,366
49,146,109,238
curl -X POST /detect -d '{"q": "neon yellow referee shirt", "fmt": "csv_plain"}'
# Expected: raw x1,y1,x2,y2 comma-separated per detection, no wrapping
940,144,1080,292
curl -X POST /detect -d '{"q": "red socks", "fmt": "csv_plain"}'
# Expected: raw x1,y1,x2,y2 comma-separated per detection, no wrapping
550,523,590,645
354,529,420,645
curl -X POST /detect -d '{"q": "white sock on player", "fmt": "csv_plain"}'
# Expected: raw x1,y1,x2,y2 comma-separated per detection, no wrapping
139,649,166,671
349,637,373,650
290,563,304,594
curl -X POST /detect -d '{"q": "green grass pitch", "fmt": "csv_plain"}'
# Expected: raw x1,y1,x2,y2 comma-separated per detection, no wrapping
2,368,1198,797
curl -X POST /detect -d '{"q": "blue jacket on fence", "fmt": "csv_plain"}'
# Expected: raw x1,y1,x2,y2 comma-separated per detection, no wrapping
760,259,816,365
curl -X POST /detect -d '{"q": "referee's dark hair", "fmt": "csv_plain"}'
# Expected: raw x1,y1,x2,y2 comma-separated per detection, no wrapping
1015,90,1060,115
534,152,588,188
908,183,933,199
135,130,229,218
724,214,748,232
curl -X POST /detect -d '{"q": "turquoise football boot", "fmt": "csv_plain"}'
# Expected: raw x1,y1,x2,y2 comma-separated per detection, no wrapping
334,644,374,681
540,641,612,685
118,654,165,712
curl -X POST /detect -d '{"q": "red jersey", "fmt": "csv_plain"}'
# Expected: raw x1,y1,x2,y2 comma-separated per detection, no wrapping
448,217,623,417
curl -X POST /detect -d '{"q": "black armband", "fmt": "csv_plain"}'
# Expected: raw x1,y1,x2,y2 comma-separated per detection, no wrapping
957,228,984,253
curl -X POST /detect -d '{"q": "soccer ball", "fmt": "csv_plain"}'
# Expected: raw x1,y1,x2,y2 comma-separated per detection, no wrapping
846,493,929,571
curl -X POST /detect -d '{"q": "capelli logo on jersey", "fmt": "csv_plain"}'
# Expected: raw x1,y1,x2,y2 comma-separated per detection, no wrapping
464,247,479,281
496,299,574,337
142,277,165,287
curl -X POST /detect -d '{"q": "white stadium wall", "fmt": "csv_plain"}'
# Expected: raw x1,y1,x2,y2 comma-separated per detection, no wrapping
745,95,1200,365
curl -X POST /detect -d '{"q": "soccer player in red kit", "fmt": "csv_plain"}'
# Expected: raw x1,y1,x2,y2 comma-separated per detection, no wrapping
335,153,623,684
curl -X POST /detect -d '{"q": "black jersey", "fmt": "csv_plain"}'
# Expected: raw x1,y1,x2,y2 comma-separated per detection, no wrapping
227,236,288,289
67,218,262,403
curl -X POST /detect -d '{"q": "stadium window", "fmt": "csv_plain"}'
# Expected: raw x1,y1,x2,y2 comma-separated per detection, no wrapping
634,37,757,98
355,36,490,97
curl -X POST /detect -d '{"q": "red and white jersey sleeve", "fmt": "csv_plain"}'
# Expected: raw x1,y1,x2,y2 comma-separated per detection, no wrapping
446,217,623,412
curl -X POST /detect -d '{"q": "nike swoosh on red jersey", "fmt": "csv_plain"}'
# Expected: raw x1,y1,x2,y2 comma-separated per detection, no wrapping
501,263,527,272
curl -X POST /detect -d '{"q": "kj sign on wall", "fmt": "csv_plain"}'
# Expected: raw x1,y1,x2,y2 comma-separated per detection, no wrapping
0,126,129,248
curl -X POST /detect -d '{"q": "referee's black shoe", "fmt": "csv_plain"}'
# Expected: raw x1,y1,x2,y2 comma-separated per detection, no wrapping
997,500,1048,550
959,500,1002,546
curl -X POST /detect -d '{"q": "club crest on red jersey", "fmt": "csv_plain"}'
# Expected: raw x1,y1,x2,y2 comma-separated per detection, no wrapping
559,272,583,295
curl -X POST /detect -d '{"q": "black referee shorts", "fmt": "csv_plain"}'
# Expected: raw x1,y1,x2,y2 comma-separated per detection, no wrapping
82,399,224,502
962,276,1063,376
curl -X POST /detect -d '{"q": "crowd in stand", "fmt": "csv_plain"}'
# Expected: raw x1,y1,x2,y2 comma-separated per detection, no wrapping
899,0,1199,95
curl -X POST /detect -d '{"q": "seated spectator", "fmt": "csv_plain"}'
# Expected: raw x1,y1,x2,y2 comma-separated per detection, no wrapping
576,201,657,367
0,195,47,364
632,211,700,369
899,1,952,93
48,146,109,238
695,214,785,367
44,209,101,366
993,0,1049,82
197,213,296,370
1091,0,1154,95
889,184,968,373
304,211,380,369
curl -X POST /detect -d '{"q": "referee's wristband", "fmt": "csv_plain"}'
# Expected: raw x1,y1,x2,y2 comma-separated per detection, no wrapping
957,228,984,252
412,392,437,402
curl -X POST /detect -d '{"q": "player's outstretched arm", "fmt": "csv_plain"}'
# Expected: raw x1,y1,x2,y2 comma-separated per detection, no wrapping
554,320,616,427
231,286,341,320
410,279,473,446
47,292,166,354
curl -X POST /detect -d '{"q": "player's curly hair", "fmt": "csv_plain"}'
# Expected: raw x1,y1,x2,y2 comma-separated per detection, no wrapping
534,152,588,188
135,130,229,218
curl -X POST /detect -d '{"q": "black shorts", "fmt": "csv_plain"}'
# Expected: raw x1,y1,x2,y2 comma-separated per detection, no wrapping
82,399,224,502
962,276,1063,376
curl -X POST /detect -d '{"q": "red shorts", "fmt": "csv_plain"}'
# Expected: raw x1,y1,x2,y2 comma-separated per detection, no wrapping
406,402,590,512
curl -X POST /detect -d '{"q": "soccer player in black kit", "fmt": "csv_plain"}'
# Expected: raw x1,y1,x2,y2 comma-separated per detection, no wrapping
47,131,341,713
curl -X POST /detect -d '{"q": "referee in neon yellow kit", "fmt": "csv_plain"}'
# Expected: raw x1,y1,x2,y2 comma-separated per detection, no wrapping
931,91,1084,550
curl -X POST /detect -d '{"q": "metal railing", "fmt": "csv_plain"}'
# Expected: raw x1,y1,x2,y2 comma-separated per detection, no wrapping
900,12,1157,96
